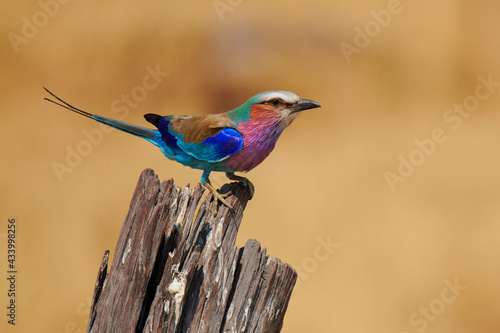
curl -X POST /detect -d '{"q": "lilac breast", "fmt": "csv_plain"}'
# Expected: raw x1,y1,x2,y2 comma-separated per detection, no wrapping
224,117,285,172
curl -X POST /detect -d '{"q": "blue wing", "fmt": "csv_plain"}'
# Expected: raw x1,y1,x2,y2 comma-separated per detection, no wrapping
177,127,243,162
144,114,243,163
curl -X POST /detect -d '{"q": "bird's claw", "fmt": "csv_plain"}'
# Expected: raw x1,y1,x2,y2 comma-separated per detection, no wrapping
202,182,233,212
201,173,254,214
241,179,254,199
226,173,254,199
213,192,233,212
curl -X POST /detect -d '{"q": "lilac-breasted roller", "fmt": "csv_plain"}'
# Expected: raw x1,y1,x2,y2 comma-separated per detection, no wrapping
44,88,321,208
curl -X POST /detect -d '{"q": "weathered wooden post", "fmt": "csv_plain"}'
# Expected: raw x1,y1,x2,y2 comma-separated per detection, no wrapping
86,169,297,333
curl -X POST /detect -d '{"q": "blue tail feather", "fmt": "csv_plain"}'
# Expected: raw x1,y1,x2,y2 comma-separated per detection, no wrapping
44,88,202,168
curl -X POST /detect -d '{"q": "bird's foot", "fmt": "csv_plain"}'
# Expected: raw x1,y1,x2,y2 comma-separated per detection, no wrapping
226,173,254,199
202,181,233,211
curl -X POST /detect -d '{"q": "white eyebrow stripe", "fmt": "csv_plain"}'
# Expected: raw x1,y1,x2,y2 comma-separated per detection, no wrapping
259,91,300,104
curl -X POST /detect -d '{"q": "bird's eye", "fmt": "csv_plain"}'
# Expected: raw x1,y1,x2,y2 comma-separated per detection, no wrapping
266,99,281,106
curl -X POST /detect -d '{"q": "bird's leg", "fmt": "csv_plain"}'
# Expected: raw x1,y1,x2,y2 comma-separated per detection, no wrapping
201,170,233,210
226,172,255,199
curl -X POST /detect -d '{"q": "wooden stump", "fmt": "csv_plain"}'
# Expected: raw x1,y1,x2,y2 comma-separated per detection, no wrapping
86,169,297,333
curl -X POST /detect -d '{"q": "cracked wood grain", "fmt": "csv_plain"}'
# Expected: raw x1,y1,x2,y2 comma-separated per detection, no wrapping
86,169,297,333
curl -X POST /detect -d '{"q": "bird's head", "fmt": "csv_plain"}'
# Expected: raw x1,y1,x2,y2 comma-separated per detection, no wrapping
231,91,321,128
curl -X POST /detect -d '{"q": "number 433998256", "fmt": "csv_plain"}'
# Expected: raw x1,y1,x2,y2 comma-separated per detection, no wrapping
7,218,16,269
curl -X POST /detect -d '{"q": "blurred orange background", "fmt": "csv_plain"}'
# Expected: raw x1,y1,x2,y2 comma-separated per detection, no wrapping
2,0,500,332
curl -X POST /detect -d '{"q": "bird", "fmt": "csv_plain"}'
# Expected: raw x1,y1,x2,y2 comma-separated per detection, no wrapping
44,88,321,209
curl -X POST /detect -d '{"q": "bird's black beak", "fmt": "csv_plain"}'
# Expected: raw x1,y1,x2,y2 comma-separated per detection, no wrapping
289,98,321,113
